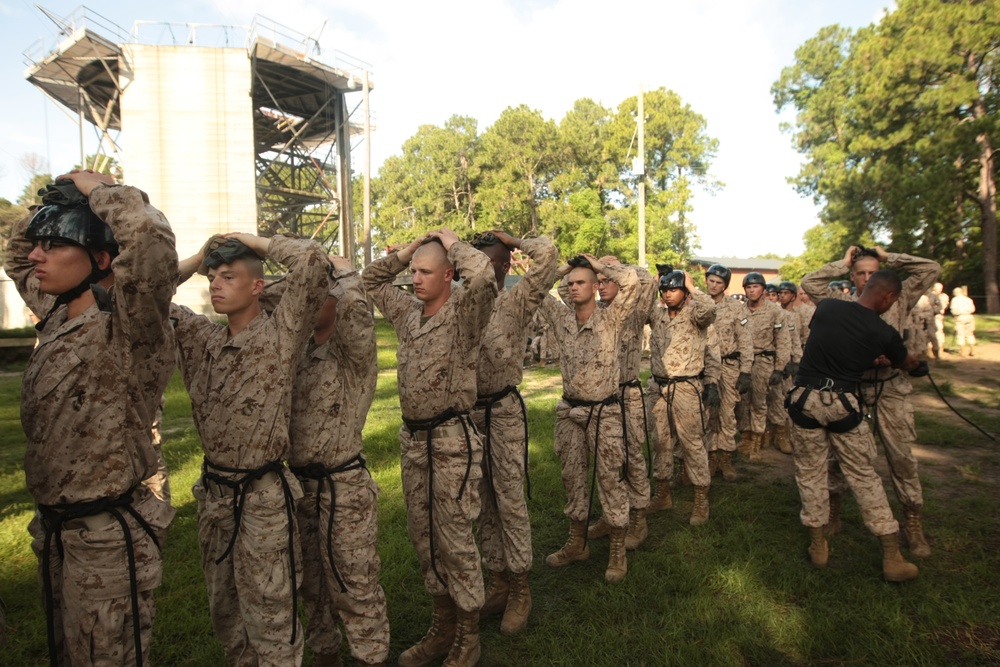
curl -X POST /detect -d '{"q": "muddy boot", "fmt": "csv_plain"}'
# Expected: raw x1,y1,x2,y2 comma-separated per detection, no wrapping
807,526,829,567
624,507,648,550
737,431,752,456
903,506,932,558
647,479,673,513
605,527,628,584
314,650,344,667
399,595,457,667
442,608,480,667
775,423,793,454
719,451,738,482
690,485,710,526
500,572,531,636
587,515,612,540
676,458,692,487
763,426,773,450
748,432,763,462
480,570,509,619
825,492,843,536
545,520,590,567
880,533,919,582
708,451,720,478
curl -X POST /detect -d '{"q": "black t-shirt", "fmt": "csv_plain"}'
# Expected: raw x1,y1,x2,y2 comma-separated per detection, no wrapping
797,299,908,383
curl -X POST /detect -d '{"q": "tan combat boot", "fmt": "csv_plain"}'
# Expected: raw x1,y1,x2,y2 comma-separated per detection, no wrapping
442,608,480,667
763,426,773,450
677,458,692,487
690,485,710,526
647,479,673,513
719,451,738,482
708,451,720,478
775,423,793,454
480,569,509,619
807,526,829,567
313,650,344,667
748,432,763,462
737,431,752,456
500,572,531,636
605,527,628,584
398,595,457,667
903,506,932,558
545,520,590,567
825,492,843,536
624,507,648,550
880,533,919,582
587,515,612,540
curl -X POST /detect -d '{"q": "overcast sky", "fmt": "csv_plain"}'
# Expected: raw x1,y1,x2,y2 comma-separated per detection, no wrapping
0,0,894,258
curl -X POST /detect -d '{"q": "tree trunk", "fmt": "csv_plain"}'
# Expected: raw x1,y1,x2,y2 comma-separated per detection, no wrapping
976,129,999,313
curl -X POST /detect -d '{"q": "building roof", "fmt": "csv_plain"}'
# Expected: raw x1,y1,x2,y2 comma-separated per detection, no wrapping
690,256,785,271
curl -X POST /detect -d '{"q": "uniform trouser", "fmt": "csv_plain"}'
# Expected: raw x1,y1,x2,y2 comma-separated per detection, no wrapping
400,425,485,612
30,486,173,666
788,387,899,536
553,399,629,529
296,473,389,665
748,356,776,433
471,397,533,574
934,313,945,351
955,315,976,347
194,471,304,667
621,386,651,508
767,372,792,428
829,374,924,507
708,361,741,452
647,380,711,487
143,401,171,505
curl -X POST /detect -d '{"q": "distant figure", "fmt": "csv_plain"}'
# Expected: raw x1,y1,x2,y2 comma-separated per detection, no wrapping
950,287,977,357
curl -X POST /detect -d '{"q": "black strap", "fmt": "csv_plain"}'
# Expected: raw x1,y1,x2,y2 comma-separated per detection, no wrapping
476,386,532,510
755,350,777,358
289,455,368,594
403,407,476,589
653,375,706,436
38,488,157,667
561,393,620,546
202,456,300,646
620,379,651,478
785,386,864,434
721,351,741,361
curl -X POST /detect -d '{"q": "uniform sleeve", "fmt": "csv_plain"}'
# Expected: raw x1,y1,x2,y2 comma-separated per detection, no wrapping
4,212,55,318
635,266,660,323
88,184,178,356
736,307,754,374
267,235,331,369
556,274,573,307
885,253,941,313
329,269,376,374
785,310,802,362
258,276,289,316
774,308,792,369
170,302,217,381
449,241,499,354
508,236,559,332
704,325,721,383
539,292,568,329
602,263,639,328
801,260,850,304
688,289,717,329
362,251,417,328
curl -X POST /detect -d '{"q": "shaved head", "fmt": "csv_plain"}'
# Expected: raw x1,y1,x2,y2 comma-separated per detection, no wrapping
412,239,452,270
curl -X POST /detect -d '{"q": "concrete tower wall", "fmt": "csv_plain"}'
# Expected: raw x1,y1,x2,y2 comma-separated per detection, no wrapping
121,44,257,312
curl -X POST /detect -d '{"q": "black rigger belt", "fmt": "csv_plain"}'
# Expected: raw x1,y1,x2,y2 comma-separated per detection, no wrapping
38,487,158,667
475,385,531,510
786,374,863,434
289,454,368,594
563,393,621,546
652,374,706,435
403,407,475,588
202,456,300,645
620,378,652,477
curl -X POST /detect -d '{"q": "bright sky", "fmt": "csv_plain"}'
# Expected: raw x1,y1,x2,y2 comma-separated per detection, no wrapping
0,0,893,258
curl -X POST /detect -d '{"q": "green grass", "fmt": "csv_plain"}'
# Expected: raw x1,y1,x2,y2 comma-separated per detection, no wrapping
1,319,999,665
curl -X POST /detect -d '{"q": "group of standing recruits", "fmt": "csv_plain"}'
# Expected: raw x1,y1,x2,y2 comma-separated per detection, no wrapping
7,172,958,666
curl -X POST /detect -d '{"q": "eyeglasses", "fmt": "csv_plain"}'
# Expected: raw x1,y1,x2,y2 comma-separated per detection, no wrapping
596,279,609,286
31,239,74,252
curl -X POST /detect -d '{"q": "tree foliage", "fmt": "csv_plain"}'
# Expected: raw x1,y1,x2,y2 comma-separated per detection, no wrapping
774,0,1000,311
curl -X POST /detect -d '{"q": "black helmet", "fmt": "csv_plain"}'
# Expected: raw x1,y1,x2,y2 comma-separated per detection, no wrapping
765,283,778,294
204,239,259,269
743,272,766,288
26,179,117,253
705,263,731,288
778,281,797,293
659,270,687,292
655,263,675,278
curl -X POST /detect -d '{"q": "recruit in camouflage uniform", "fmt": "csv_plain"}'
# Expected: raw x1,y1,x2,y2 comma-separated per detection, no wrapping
802,245,939,558
932,282,948,355
786,271,921,582
540,256,638,583
906,294,935,359
767,287,804,454
645,271,717,524
471,232,558,637
950,287,977,356
262,258,390,666
172,233,330,666
582,260,659,551
7,173,178,666
739,274,792,461
364,229,497,667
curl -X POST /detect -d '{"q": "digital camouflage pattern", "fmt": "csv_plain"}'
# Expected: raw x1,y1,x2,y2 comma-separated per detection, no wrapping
706,296,753,452
7,183,178,666
743,299,791,434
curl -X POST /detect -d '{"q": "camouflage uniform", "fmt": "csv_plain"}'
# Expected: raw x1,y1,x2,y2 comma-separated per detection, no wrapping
950,292,976,349
743,299,791,436
7,184,178,666
172,236,330,666
934,290,949,352
646,290,717,487
906,295,934,358
540,263,639,529
802,253,939,513
706,296,753,453
264,268,390,665
363,242,496,612
473,237,558,575
767,307,801,434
